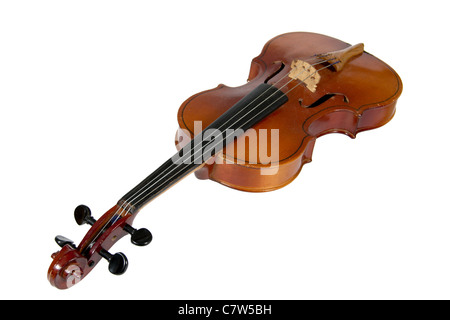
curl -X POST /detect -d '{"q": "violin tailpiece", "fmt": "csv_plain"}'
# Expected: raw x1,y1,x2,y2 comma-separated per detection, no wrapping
317,43,365,72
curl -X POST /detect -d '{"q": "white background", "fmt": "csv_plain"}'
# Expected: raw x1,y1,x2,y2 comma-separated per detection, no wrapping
0,0,449,300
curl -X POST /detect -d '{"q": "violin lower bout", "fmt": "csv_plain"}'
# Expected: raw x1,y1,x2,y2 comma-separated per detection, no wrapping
176,98,397,192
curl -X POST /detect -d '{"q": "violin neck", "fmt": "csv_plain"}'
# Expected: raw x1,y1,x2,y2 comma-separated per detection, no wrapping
118,156,200,212
118,83,288,211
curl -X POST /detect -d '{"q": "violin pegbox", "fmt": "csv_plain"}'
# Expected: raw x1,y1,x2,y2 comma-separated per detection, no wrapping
48,204,153,289
289,60,321,93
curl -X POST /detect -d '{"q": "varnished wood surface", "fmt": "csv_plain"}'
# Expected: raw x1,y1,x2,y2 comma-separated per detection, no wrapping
177,32,402,192
48,32,402,290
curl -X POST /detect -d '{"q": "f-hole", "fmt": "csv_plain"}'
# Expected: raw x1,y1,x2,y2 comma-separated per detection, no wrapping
264,61,285,84
299,93,350,108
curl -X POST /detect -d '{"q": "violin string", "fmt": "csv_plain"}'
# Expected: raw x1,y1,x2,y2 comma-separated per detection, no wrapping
120,58,338,213
127,60,341,210
119,59,328,208
87,56,341,245
183,61,343,187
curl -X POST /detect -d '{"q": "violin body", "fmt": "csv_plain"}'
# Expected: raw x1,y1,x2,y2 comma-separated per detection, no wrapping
48,32,402,289
176,32,402,191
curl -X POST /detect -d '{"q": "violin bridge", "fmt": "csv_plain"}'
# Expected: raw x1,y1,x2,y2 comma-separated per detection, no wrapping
289,60,321,93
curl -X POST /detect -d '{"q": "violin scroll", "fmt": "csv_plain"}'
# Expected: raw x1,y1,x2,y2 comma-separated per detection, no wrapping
48,244,88,289
48,204,151,289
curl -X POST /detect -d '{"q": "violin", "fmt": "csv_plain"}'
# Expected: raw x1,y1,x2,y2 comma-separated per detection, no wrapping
48,32,402,289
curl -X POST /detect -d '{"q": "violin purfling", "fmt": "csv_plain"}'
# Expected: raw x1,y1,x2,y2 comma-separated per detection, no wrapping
48,32,402,289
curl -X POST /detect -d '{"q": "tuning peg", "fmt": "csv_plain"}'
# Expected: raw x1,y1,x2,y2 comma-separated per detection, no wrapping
123,224,153,246
55,235,76,248
99,249,128,275
74,205,97,226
